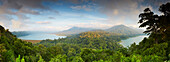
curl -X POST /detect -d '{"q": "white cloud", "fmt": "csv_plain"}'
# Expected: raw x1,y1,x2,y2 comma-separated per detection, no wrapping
69,22,114,29
36,21,51,24
0,22,4,26
27,26,70,31
113,9,119,15
11,20,22,29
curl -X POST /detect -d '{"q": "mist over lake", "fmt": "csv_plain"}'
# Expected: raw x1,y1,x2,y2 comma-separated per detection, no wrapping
18,32,66,40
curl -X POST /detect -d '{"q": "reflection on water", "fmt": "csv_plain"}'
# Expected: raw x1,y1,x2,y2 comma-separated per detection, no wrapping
120,35,148,47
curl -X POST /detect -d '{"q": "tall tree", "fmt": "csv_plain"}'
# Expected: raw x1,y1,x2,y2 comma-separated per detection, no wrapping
138,2,170,44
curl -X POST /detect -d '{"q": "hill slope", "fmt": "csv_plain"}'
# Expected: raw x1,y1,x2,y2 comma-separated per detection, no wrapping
106,25,143,35
55,27,95,36
0,25,36,61
38,30,125,49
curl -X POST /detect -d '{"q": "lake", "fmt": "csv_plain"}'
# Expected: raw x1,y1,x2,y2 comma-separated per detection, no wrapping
18,33,66,40
120,35,148,47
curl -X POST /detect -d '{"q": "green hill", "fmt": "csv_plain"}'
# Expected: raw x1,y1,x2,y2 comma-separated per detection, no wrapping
0,25,36,62
38,30,125,49
106,25,143,35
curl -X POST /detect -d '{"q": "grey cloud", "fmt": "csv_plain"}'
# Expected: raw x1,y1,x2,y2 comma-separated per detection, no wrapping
89,0,142,26
17,8,40,15
0,0,59,30
64,0,93,4
48,17,56,19
140,0,170,9
67,0,169,26
0,0,58,15
90,0,169,26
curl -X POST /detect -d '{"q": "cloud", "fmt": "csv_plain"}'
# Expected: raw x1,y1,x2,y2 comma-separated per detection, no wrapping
48,17,56,19
113,9,119,15
86,0,150,27
0,21,4,26
0,15,12,27
69,22,114,29
70,5,92,11
11,20,23,29
0,0,169,31
0,0,59,30
0,0,59,15
30,26,70,31
68,0,169,27
36,21,51,24
17,8,40,15
63,0,94,4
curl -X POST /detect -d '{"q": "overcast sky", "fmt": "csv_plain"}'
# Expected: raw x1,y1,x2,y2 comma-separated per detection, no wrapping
0,0,169,31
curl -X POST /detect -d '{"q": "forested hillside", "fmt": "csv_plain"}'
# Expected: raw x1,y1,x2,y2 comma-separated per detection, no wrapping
37,30,126,49
106,25,143,35
0,25,125,62
0,25,36,62
0,2,170,62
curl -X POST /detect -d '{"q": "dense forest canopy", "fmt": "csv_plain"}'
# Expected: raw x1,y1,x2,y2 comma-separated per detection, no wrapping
0,2,170,62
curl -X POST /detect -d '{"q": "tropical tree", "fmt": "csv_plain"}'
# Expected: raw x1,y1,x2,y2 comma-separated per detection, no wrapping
138,2,170,44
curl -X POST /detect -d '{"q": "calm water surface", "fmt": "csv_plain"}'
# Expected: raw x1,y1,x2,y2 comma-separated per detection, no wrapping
18,33,66,40
120,35,148,47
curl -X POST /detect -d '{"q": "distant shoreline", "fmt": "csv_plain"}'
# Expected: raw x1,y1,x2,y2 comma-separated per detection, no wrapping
23,40,41,44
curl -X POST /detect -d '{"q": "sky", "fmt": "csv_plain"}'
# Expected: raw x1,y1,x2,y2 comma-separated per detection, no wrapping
0,0,169,31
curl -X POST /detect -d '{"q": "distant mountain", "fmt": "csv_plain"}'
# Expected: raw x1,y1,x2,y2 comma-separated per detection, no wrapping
106,25,143,35
55,27,96,36
56,25,143,36
12,31,30,37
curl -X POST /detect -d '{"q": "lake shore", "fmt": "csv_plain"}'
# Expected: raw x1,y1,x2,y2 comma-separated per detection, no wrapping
23,40,41,44
120,35,148,47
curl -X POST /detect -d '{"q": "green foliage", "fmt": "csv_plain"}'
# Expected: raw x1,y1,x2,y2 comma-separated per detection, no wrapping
127,2,170,61
49,54,67,62
21,57,25,62
37,31,124,50
4,50,15,62
38,56,45,62
121,54,164,62
72,56,84,62
16,55,21,62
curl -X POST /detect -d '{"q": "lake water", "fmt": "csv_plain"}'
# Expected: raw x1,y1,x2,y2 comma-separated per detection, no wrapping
18,33,66,40
120,35,148,47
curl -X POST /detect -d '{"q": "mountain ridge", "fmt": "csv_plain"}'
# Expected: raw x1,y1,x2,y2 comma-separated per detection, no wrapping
55,25,143,36
106,25,143,35
55,27,96,36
